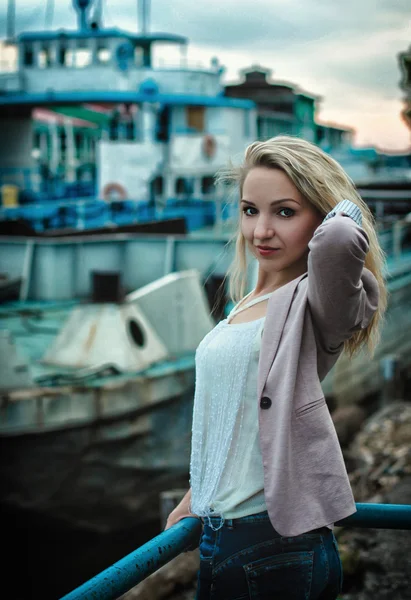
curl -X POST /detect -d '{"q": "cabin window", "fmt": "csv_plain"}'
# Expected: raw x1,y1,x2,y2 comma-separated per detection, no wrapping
74,132,83,158
65,49,76,67
175,178,194,195
109,112,120,140
156,106,170,142
125,119,135,140
151,176,164,196
38,46,52,68
175,178,186,194
23,44,34,67
186,106,205,132
201,176,214,195
134,47,144,67
58,45,67,66
97,44,110,64
76,48,92,67
60,128,67,156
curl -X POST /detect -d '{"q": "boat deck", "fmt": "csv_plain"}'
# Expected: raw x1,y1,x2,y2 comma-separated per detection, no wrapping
0,299,196,390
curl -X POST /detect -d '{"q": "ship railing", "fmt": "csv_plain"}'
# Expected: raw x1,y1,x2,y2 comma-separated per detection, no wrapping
60,502,411,600
377,217,411,261
155,59,220,72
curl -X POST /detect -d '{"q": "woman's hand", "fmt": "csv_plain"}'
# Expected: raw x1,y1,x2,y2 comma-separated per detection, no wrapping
164,488,199,530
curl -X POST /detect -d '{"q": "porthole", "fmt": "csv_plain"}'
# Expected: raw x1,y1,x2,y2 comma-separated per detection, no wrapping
128,319,145,347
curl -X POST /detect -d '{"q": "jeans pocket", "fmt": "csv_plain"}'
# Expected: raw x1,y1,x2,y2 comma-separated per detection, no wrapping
244,550,314,600
332,535,343,594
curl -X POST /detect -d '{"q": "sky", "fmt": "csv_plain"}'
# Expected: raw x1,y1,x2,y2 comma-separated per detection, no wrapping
1,0,411,152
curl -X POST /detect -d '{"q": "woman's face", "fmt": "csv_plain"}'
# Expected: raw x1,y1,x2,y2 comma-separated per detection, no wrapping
241,167,323,281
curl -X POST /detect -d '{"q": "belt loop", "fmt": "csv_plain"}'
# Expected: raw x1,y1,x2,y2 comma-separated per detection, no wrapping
226,518,234,530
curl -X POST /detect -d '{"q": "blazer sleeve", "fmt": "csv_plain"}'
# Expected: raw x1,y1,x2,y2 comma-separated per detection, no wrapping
307,212,380,351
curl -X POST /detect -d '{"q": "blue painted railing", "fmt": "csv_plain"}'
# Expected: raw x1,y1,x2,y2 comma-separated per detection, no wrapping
60,503,411,600
60,517,202,600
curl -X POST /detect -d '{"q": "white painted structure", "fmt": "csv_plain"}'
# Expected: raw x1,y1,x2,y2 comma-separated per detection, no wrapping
43,301,169,371
126,270,215,356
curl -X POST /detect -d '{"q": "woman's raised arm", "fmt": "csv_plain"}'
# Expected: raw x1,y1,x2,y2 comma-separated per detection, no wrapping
307,206,379,351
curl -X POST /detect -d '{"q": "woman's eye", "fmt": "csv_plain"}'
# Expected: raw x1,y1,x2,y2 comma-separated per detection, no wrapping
242,207,257,216
279,207,294,218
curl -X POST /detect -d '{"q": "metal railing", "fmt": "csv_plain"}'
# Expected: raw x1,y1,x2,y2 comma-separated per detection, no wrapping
60,503,411,600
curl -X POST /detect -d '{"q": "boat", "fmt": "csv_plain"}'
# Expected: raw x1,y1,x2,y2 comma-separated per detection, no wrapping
0,0,256,233
0,0,253,537
2,0,409,236
1,0,411,545
0,268,220,534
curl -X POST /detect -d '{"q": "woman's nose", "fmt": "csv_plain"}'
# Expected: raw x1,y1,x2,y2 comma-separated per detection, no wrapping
254,215,274,239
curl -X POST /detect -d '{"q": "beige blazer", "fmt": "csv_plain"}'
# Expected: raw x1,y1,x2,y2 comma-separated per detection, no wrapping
257,213,379,536
177,213,379,537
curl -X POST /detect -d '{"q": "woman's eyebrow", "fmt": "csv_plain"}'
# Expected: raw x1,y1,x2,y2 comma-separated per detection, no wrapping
240,198,301,206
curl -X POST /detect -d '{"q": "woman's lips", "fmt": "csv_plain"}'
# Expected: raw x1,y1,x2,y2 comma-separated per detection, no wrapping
257,247,279,256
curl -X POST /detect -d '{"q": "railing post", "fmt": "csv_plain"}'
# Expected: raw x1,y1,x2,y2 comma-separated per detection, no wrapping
380,355,403,408
392,220,404,259
159,489,187,530
19,239,35,302
375,201,385,220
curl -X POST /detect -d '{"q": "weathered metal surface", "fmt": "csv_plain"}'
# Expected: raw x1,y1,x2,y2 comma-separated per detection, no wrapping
0,230,235,301
42,302,169,371
126,270,215,357
0,374,195,532
0,298,198,532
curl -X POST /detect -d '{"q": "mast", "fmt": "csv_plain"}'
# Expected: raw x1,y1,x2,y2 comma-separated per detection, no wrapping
6,0,16,42
91,0,103,29
72,0,93,31
139,0,150,35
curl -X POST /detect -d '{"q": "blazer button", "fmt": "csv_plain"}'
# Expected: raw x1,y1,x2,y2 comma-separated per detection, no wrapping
260,396,272,409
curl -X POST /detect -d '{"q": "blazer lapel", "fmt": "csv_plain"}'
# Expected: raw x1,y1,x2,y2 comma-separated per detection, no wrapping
257,273,307,400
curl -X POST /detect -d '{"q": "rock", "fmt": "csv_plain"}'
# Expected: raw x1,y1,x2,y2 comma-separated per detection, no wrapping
338,476,411,600
346,401,411,501
119,549,199,600
335,401,411,599
332,405,367,448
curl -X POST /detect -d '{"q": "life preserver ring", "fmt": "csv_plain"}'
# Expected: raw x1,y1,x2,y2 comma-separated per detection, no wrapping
202,135,216,160
102,182,127,202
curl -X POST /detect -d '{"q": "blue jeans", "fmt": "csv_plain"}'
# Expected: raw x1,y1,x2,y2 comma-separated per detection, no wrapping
195,511,343,600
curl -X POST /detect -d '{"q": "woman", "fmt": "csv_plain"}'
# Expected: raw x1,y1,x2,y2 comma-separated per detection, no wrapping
165,136,387,599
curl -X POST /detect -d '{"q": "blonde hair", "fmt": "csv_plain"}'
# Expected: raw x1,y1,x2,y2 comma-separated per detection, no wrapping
216,135,387,357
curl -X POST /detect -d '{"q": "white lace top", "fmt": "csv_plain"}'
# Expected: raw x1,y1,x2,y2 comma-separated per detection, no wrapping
190,290,273,530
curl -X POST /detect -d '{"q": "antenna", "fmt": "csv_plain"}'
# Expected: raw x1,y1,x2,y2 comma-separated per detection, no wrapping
91,0,103,29
6,0,16,41
139,0,150,35
72,0,92,30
